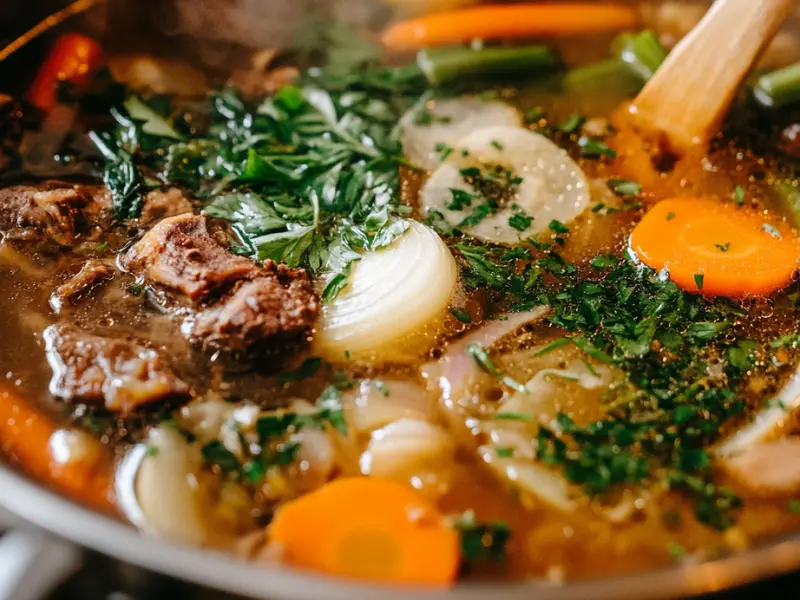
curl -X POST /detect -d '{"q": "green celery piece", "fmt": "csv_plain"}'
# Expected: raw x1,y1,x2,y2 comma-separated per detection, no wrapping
754,62,800,108
417,45,560,86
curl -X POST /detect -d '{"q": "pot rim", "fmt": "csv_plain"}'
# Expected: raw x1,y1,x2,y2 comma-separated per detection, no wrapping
2,463,800,600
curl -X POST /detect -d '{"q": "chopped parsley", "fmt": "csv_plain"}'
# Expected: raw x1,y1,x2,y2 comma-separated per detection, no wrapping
548,220,570,234
734,185,746,206
91,58,425,292
608,178,641,196
559,114,585,134
694,273,704,290
493,412,533,421
278,357,324,383
508,211,534,231
578,136,617,158
455,512,511,564
467,344,527,393
715,242,730,252
590,255,617,269
666,212,676,220
450,307,473,323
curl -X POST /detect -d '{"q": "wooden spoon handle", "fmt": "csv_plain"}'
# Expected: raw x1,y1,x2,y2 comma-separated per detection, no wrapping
629,0,795,149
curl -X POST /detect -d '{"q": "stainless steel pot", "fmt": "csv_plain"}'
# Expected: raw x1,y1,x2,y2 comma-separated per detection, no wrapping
5,463,800,600
3,2,800,599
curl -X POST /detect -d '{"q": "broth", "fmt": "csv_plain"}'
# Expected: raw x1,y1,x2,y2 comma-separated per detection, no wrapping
4,0,800,588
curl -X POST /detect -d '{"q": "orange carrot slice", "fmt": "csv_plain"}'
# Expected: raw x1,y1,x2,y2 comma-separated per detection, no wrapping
0,386,115,512
381,4,639,51
270,477,460,586
630,197,800,297
27,33,104,112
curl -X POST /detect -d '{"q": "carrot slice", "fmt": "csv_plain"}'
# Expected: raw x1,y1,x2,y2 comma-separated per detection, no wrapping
630,197,800,297
0,386,115,512
269,477,460,586
27,33,104,112
381,4,639,51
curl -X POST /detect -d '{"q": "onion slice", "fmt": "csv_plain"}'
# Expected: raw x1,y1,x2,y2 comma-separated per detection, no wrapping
400,98,521,170
715,365,800,457
420,125,591,245
116,427,210,545
314,221,457,362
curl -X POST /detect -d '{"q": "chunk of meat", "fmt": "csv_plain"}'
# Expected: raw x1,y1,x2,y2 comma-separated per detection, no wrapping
79,186,114,230
721,438,800,497
43,325,192,414
49,259,114,314
121,214,259,301
0,183,90,244
138,188,194,224
189,265,319,353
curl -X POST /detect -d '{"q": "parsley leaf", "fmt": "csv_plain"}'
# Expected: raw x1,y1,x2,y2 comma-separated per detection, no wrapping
254,226,316,267
559,114,585,134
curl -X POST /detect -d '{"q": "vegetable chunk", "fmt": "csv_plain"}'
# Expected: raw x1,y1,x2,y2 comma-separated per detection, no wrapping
630,197,800,297
269,477,460,586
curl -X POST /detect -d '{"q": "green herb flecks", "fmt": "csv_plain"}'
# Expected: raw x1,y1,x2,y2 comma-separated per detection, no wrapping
467,343,527,393
559,114,586,134
578,136,617,158
454,512,511,564
608,178,641,196
91,56,424,293
734,185,746,206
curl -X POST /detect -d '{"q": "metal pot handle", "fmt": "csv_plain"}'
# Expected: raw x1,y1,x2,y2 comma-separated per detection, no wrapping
0,507,82,600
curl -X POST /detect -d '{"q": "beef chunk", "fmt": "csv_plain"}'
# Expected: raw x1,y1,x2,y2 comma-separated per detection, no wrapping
0,183,91,244
49,259,114,314
121,214,259,301
121,213,319,354
190,264,319,353
44,325,192,414
138,188,194,224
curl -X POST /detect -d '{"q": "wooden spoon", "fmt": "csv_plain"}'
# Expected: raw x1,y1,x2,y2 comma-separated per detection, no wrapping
627,0,795,150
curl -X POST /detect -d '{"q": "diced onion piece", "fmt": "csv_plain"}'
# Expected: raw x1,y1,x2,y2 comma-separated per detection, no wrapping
497,360,612,423
360,418,454,476
420,125,591,245
715,365,800,457
314,221,458,362
344,378,435,435
721,438,800,497
126,427,211,545
474,356,616,513
480,445,578,512
400,98,521,170
290,428,337,491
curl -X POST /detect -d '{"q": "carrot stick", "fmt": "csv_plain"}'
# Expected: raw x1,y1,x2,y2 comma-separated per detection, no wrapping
26,33,104,112
0,386,115,512
269,477,460,586
630,197,800,297
381,4,639,51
